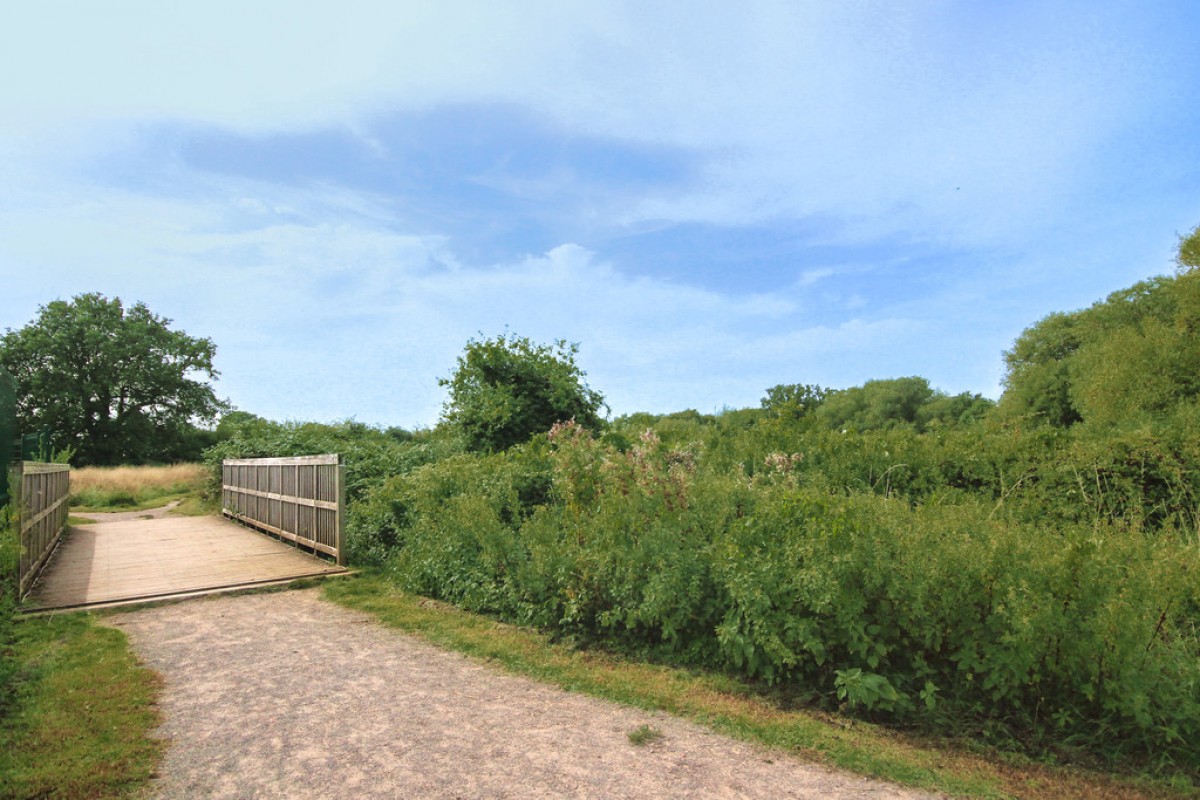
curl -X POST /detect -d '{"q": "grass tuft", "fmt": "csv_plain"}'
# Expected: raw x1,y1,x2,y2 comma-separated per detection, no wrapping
168,495,218,517
627,724,664,746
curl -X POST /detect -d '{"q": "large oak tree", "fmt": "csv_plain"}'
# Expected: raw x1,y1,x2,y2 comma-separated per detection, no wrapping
0,293,226,465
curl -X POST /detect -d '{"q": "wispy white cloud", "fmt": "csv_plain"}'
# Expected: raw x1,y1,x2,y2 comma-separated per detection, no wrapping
4,1,1173,248
0,168,933,423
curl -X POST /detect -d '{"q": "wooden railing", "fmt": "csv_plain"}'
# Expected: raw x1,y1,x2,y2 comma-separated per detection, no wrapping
13,462,70,597
221,455,345,565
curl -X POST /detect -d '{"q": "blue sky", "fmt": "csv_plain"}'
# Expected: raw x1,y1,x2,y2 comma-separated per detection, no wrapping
3,1,1198,428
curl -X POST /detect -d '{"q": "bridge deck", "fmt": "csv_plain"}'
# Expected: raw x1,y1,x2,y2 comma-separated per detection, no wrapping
25,513,348,612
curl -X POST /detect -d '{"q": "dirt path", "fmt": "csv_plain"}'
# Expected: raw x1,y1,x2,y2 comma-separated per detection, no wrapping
108,590,938,799
72,500,182,523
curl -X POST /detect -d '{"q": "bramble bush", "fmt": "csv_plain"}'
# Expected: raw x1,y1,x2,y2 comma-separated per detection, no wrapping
358,421,1200,772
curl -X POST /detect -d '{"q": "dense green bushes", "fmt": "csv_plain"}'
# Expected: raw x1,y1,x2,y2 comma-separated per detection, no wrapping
715,491,1198,765
353,421,1200,771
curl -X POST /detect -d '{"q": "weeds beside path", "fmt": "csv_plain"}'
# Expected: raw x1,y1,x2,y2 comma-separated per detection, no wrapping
323,576,1193,800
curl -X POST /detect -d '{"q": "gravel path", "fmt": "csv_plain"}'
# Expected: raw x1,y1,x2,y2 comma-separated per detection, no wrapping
107,589,937,799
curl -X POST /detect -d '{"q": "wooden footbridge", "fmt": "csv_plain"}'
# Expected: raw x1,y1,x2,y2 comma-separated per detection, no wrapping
16,455,350,613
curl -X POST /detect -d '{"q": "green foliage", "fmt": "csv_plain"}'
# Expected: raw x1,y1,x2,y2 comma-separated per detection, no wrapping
999,312,1083,427
627,724,664,746
0,293,227,466
757,378,993,436
916,391,995,430
212,409,268,440
439,334,606,453
0,502,19,717
0,368,15,505
716,489,1200,763
817,377,934,431
1000,270,1200,432
835,669,903,713
761,383,827,423
812,377,994,433
1072,281,1200,429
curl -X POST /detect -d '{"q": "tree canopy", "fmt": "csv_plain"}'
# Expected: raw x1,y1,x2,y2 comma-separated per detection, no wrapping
439,334,606,452
999,266,1200,429
760,383,827,422
760,378,992,432
0,293,226,465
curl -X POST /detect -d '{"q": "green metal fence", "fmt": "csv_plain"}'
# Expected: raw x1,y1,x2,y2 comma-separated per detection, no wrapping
0,368,15,505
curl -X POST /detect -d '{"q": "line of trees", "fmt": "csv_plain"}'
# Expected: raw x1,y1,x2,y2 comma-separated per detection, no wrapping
5,222,1198,470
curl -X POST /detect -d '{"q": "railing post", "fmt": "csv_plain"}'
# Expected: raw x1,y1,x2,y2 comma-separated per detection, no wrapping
335,459,346,566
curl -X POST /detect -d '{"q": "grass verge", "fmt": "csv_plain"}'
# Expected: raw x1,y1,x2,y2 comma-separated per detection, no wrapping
323,573,1194,800
0,613,165,799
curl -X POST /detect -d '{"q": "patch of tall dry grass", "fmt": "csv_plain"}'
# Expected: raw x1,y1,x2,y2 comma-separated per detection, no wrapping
69,463,207,508
70,463,206,494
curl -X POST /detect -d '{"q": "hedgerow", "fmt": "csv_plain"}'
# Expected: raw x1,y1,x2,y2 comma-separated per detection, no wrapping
355,421,1200,773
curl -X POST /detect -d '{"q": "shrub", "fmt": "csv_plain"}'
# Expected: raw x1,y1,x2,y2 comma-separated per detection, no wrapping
439,334,606,453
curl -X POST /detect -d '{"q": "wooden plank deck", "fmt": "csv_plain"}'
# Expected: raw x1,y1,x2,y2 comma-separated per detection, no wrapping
24,514,349,612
